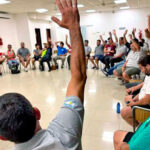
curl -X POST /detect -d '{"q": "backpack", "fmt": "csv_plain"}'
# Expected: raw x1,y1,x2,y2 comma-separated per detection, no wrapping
10,63,20,74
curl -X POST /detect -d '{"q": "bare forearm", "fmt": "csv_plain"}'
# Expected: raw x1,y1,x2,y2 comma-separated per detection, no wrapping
133,95,150,106
114,34,118,43
135,82,143,90
70,26,86,77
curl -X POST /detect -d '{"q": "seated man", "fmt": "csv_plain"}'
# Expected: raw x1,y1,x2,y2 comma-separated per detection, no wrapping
17,42,31,72
40,43,52,72
121,55,150,127
32,44,42,70
110,30,127,67
84,40,92,67
53,41,67,69
0,52,5,76
6,44,19,69
114,39,141,83
114,116,150,150
90,38,104,70
102,33,116,71
0,1,87,150
65,35,72,69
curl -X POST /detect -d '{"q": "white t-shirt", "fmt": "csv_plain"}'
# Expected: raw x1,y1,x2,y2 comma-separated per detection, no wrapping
139,76,150,100
126,50,140,68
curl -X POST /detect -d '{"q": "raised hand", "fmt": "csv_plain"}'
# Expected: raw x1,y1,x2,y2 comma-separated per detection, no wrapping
145,15,150,39
66,34,68,39
129,34,133,40
51,0,80,30
109,32,112,37
132,28,136,34
113,29,116,35
48,37,51,42
124,30,128,36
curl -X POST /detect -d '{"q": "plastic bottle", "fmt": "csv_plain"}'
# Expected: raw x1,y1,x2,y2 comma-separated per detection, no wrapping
117,102,121,114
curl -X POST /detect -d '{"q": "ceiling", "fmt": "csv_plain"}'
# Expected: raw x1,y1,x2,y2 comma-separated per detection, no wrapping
0,0,150,15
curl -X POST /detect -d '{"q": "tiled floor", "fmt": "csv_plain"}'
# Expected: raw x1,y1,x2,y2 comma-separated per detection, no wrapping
0,69,133,150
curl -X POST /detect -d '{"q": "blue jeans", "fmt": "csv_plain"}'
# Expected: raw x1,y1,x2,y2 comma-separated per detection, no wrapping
92,55,104,61
8,60,19,69
108,60,125,75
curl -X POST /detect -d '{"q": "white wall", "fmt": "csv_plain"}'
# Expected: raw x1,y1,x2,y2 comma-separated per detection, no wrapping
0,8,150,54
28,19,52,52
14,14,32,51
0,16,19,53
52,8,150,50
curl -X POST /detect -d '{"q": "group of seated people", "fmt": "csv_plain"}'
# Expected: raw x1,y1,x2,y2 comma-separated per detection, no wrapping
0,36,73,75
84,27,150,84
113,16,150,150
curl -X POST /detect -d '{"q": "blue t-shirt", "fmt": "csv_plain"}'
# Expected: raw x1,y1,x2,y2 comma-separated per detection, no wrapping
57,46,67,56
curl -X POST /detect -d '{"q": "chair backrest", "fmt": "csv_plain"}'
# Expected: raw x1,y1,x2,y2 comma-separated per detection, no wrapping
132,106,150,132
135,107,150,123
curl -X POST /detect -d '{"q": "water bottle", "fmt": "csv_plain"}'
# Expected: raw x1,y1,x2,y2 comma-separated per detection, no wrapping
117,102,121,114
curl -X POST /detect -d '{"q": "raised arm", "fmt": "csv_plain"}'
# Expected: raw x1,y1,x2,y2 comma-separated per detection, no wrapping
123,30,128,44
52,0,87,103
132,28,136,39
109,32,113,42
48,38,54,48
55,41,61,47
100,35,105,46
145,15,150,39
65,35,71,48
113,29,118,43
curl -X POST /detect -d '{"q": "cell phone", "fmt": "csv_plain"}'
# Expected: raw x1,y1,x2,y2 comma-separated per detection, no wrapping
126,101,130,105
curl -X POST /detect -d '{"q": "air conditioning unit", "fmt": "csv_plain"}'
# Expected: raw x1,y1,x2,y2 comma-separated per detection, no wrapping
0,11,11,19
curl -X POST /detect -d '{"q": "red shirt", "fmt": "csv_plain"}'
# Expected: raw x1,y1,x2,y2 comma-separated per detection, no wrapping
7,50,15,60
105,44,116,56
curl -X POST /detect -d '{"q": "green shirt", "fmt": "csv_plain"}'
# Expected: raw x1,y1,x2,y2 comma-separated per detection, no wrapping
129,117,150,150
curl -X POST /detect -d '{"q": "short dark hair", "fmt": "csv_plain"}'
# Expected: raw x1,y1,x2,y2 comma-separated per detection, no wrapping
97,40,101,42
133,38,140,45
119,37,124,41
85,40,89,43
138,55,150,66
0,93,36,143
60,42,64,46
35,44,39,47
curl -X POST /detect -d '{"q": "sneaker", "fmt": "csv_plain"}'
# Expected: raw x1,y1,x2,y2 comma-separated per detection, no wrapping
24,68,28,72
32,66,36,70
101,69,109,77
0,72,2,76
96,67,99,70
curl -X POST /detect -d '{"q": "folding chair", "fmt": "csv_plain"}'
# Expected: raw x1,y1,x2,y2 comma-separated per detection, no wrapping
0,63,5,74
132,106,150,132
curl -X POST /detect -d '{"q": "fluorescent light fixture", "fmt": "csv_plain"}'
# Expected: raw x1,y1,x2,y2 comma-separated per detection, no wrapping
0,0,10,4
120,6,130,9
86,10,96,13
36,8,48,13
78,4,84,8
114,0,127,4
